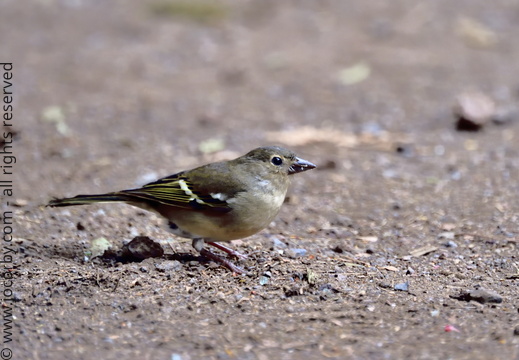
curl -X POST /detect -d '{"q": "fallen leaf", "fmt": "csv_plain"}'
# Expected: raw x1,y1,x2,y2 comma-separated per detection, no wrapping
409,245,438,257
357,236,378,243
381,265,399,272
457,17,498,48
266,126,409,150
90,237,112,259
199,138,225,154
42,105,70,135
337,62,371,85
266,126,359,147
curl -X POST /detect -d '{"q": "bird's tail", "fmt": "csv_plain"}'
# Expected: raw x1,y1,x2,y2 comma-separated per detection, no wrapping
47,193,131,207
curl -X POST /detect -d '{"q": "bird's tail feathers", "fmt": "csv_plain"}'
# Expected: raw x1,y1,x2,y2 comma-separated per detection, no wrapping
47,193,131,207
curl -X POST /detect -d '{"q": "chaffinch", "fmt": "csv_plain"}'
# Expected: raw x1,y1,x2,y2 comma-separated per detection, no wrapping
48,146,316,273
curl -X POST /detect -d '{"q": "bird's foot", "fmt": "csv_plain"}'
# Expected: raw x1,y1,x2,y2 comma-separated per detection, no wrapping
199,249,247,275
207,242,248,260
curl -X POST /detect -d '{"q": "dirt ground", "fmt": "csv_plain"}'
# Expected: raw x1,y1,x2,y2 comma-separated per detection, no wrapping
4,0,519,359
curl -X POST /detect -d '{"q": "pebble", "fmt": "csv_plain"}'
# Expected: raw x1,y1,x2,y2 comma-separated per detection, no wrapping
406,267,415,275
438,232,455,240
395,143,414,157
155,260,183,272
122,236,164,260
452,288,503,304
493,106,518,125
11,292,22,302
453,91,496,131
270,237,287,249
467,289,503,304
377,282,392,289
318,284,337,297
285,248,308,258
259,271,271,285
394,282,409,292
444,241,458,248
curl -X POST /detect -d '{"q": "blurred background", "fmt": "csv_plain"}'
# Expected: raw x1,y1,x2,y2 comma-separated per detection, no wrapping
5,0,519,203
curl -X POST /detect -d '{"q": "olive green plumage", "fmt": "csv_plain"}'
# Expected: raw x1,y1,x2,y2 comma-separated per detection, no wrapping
48,146,316,273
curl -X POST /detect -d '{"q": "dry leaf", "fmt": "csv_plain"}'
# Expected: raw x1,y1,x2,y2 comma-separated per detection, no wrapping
356,236,378,243
199,138,225,154
266,126,359,147
42,105,70,135
337,62,371,85
457,17,498,48
266,126,409,151
380,265,399,272
409,245,438,257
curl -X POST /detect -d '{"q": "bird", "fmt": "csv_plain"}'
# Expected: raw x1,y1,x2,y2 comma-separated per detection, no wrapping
47,146,316,273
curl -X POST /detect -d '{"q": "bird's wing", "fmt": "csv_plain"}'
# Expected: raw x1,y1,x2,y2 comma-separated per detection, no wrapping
119,169,238,213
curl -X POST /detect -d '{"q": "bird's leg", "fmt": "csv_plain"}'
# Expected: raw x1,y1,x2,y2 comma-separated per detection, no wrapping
192,239,247,274
206,242,248,260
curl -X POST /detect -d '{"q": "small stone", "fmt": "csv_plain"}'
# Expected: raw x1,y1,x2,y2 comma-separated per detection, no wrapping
394,282,409,292
378,282,392,289
451,288,503,304
154,260,183,272
12,199,28,207
444,241,458,248
454,91,496,131
438,232,455,240
329,214,353,227
306,268,317,285
11,292,22,302
259,271,271,285
513,326,519,336
285,248,308,258
318,284,338,297
492,106,518,125
468,289,503,304
395,143,414,157
122,236,164,260
382,169,397,179
270,237,287,249
331,245,344,254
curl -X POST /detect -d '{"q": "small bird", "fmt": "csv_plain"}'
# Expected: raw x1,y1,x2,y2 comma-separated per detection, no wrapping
48,146,316,273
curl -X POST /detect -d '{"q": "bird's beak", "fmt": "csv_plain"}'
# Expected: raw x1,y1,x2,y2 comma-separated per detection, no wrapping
288,157,317,175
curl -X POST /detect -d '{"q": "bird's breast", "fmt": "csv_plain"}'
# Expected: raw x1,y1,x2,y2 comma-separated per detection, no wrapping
164,180,288,242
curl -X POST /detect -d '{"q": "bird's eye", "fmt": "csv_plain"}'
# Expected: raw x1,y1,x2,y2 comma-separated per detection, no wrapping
271,156,283,166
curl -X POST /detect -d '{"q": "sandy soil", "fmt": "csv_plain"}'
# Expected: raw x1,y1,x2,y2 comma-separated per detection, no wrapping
3,0,519,359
